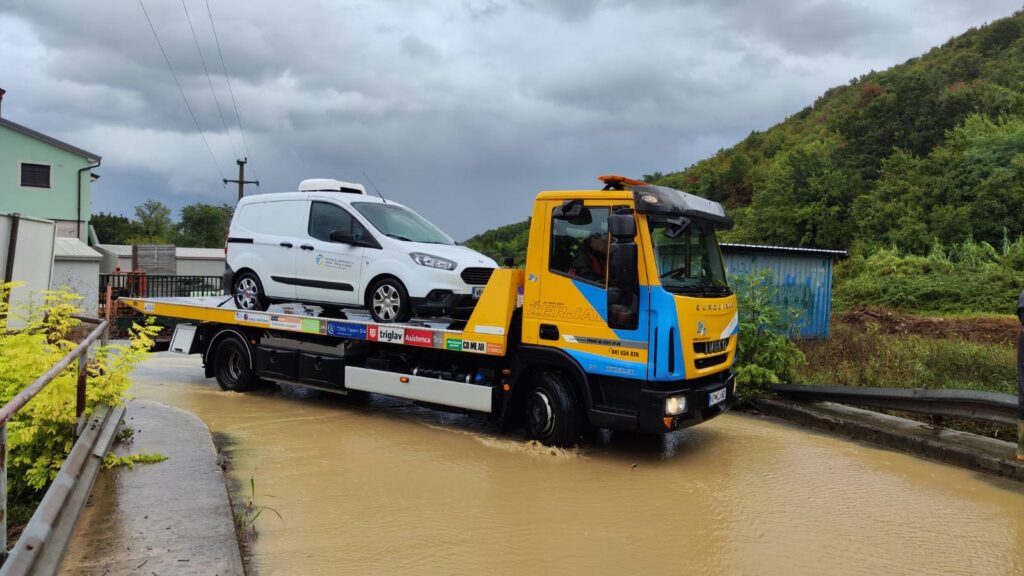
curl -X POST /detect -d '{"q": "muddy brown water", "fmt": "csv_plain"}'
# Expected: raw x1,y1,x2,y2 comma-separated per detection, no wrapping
130,353,1024,576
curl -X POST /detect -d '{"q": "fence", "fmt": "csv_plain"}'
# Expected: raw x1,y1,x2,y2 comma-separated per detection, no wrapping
98,273,222,326
0,318,125,574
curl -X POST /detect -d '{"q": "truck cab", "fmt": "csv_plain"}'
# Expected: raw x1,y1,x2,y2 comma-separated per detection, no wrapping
515,175,737,441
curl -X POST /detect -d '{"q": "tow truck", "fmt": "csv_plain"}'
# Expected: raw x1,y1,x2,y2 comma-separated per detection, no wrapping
123,176,739,447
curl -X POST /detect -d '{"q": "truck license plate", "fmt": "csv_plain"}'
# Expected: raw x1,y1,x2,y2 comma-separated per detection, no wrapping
472,286,485,299
708,388,727,407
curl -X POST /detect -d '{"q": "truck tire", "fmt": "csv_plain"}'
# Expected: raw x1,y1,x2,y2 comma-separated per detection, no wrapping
367,277,412,323
233,271,269,311
524,370,583,448
213,337,256,392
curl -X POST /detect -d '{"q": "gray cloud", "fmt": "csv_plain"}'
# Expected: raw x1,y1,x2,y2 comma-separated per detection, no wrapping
1,0,1020,239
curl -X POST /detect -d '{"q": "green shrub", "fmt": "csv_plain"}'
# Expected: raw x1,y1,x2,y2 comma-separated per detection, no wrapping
0,283,159,522
732,271,807,400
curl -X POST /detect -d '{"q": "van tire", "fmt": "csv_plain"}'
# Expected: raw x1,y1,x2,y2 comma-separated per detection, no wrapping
367,277,412,323
524,370,583,448
233,271,268,311
213,337,256,392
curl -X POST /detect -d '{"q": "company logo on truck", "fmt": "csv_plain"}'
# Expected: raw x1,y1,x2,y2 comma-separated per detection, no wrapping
369,325,405,344
404,329,434,347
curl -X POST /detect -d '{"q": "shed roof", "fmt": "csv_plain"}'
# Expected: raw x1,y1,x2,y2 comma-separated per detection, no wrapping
176,247,224,259
53,237,102,261
720,243,848,258
0,118,101,161
95,244,133,257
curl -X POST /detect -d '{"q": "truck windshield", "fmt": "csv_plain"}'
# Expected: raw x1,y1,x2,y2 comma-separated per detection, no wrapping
352,202,455,245
649,218,730,296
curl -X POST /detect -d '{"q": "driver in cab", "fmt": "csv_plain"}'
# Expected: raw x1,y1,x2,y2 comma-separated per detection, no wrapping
571,232,608,282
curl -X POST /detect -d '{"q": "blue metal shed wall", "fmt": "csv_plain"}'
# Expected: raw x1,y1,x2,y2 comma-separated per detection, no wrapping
722,251,835,339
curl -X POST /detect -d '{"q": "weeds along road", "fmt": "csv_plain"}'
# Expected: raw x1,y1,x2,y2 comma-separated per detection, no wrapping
130,352,1024,576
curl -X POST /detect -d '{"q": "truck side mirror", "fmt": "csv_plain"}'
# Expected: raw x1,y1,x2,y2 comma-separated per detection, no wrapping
607,240,639,330
608,243,638,287
609,214,637,239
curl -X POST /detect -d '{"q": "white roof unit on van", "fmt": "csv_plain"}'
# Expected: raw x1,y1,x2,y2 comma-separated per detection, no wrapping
297,178,366,194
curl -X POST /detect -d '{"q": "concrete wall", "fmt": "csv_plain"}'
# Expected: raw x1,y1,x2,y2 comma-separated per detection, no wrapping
0,213,55,326
176,257,224,276
0,124,94,241
52,258,100,315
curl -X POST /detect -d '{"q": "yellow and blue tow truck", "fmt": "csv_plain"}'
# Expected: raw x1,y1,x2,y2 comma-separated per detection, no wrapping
123,176,739,446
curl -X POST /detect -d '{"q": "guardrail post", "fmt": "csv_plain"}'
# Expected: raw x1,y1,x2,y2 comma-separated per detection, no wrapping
1,423,7,560
75,353,87,438
1018,420,1023,462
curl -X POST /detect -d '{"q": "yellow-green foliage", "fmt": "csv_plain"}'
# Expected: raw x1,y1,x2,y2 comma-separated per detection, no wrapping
104,452,168,469
0,283,160,496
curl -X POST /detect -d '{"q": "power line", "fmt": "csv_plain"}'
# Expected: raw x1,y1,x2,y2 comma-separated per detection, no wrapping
180,0,239,160
138,0,226,182
204,0,257,181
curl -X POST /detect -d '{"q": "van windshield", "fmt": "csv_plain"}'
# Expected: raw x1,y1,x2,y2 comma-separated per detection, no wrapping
352,202,455,245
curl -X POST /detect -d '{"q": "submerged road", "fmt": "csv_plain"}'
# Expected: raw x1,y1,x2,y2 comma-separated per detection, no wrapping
129,352,1024,576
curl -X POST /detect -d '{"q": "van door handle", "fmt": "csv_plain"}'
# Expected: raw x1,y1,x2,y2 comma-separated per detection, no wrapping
279,242,293,248
300,244,315,251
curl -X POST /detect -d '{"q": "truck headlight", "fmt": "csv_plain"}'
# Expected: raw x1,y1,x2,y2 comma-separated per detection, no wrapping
665,395,687,416
410,252,456,271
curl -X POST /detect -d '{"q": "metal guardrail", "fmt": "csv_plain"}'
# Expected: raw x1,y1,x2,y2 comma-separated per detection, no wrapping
0,317,110,572
770,384,1018,426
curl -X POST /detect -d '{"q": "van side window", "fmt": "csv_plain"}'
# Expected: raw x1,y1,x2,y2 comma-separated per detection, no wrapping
309,202,367,242
549,206,610,286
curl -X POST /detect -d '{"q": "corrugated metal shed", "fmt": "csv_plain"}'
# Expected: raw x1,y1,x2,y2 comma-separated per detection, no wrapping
721,243,847,339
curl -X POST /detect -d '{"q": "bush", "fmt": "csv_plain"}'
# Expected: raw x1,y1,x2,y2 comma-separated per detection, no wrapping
732,271,807,400
0,283,159,522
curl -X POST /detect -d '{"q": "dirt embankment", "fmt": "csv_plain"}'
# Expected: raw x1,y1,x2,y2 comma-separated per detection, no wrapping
839,306,1020,345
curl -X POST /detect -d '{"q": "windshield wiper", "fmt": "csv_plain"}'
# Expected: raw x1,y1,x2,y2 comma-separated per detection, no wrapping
386,233,413,241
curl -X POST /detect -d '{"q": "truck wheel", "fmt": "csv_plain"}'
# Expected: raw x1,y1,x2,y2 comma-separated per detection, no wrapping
233,271,268,311
214,337,256,392
367,278,412,323
524,371,583,448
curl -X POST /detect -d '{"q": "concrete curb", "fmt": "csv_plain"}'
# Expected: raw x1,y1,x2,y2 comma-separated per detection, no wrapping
61,399,245,575
752,398,1024,482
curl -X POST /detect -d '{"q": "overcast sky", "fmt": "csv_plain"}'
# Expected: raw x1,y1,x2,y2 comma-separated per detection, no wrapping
1,0,1021,239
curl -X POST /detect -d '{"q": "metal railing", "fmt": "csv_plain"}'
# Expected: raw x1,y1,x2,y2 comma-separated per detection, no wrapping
99,273,223,326
0,318,109,568
770,384,1018,426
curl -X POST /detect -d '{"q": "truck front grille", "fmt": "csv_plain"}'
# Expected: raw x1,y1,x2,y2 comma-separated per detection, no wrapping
694,354,728,369
694,338,730,355
460,267,494,285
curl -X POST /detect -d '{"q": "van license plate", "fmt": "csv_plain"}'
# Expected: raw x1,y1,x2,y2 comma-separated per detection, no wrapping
472,286,485,299
708,388,727,407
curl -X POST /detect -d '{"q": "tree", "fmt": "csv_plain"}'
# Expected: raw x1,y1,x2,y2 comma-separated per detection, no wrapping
90,212,138,245
173,203,233,248
130,200,173,244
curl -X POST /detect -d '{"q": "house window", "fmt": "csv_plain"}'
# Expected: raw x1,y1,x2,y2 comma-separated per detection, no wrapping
20,163,51,188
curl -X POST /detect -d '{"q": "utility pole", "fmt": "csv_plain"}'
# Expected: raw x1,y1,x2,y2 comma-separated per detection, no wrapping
223,158,259,201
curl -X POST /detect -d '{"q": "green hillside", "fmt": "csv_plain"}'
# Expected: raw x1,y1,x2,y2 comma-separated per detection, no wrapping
655,10,1024,253
469,10,1024,261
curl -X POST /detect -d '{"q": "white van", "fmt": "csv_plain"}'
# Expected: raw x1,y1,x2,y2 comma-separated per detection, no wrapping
224,179,498,323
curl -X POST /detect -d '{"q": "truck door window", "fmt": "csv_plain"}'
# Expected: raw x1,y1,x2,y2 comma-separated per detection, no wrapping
550,206,610,286
309,202,367,242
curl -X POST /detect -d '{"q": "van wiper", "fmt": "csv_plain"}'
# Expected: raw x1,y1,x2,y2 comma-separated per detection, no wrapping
386,233,413,241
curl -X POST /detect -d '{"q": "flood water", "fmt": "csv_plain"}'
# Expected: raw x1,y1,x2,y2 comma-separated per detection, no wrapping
131,353,1024,576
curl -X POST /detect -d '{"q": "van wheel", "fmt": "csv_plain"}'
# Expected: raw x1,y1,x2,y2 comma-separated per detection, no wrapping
367,278,411,323
233,271,268,311
214,337,255,392
524,371,583,448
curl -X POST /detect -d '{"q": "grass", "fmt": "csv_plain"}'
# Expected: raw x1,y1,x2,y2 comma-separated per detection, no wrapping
798,323,1017,395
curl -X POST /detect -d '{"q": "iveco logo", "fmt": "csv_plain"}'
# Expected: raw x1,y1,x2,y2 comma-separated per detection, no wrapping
696,321,707,336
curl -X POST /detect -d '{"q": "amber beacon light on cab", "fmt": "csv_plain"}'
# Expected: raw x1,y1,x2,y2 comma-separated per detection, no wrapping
123,175,739,447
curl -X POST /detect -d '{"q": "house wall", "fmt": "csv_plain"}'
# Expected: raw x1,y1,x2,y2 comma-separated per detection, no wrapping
0,125,93,241
0,213,56,327
52,258,100,315
176,257,224,277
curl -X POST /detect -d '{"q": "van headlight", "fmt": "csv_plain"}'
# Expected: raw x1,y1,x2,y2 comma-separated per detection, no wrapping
410,252,456,271
665,395,687,416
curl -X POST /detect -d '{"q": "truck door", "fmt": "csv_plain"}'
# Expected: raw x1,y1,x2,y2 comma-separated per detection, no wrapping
293,200,366,306
530,200,649,380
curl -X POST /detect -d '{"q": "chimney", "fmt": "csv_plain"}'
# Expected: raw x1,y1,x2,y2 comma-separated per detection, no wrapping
0,87,5,117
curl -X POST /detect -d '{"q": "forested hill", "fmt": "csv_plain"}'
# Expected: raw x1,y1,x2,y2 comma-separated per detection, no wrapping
468,10,1024,260
654,10,1024,252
